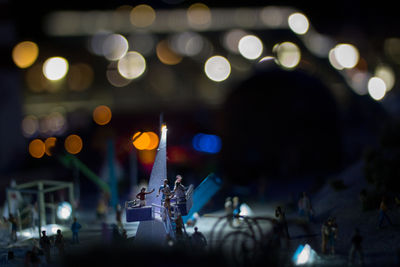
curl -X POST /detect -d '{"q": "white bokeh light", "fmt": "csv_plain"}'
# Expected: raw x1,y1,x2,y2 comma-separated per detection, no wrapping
368,77,387,101
276,42,301,69
288,12,309,35
118,51,146,79
102,34,129,61
375,64,395,91
43,57,69,81
204,55,231,82
333,43,359,69
238,35,263,60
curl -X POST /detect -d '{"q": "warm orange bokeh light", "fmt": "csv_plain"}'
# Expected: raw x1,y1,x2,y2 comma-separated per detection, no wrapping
93,105,112,126
65,134,83,154
146,131,159,150
29,139,45,158
156,40,182,65
132,132,150,150
45,137,57,156
12,41,39,68
138,149,156,164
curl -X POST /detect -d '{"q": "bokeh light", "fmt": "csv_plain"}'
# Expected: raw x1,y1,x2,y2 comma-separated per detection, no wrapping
26,64,49,93
223,29,247,54
45,137,57,156
93,105,112,126
117,51,146,79
138,149,157,164
102,33,129,61
288,12,309,35
333,43,359,69
146,132,159,150
22,115,39,138
29,139,45,159
384,37,400,64
204,55,231,82
156,40,183,65
238,35,263,60
67,63,94,91
260,6,286,28
130,4,156,28
375,64,395,91
12,41,39,68
368,77,386,101
43,57,69,81
132,132,150,150
192,133,222,153
169,31,204,57
106,61,132,87
328,48,344,70
129,32,156,56
65,134,83,154
187,3,211,29
275,42,301,69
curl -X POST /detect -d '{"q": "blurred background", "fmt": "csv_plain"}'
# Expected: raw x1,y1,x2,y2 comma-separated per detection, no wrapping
1,0,400,209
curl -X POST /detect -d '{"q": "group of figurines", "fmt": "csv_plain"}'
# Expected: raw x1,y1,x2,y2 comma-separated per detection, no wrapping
135,174,187,209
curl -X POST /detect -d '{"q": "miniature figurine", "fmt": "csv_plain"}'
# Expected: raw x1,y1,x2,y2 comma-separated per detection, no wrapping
8,213,17,243
298,192,314,222
157,179,172,204
321,217,338,254
232,196,241,216
54,229,65,256
136,187,155,207
71,217,82,244
115,204,123,231
190,226,207,250
225,197,234,224
348,227,363,266
163,195,172,220
173,175,187,203
39,230,51,263
275,206,290,239
96,197,108,221
378,196,393,229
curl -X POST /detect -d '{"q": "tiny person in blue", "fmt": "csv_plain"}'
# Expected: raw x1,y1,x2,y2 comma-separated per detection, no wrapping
71,217,82,244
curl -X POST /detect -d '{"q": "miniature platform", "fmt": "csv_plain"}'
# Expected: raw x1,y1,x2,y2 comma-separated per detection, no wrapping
126,206,153,222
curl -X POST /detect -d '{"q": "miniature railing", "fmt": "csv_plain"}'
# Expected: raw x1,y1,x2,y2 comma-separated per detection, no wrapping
152,203,175,239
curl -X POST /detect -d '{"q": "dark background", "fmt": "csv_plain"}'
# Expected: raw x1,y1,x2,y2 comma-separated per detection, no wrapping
1,0,399,203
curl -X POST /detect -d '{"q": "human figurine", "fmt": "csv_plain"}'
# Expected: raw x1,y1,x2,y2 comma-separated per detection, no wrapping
225,197,234,225
190,227,207,250
40,230,51,263
348,228,363,266
321,217,338,254
298,192,314,221
31,202,39,230
157,179,172,204
275,206,290,239
71,217,82,244
163,195,172,220
115,204,123,230
175,214,184,240
378,196,393,229
54,229,65,256
96,197,108,221
136,187,155,207
232,196,241,216
173,175,187,203
8,213,17,243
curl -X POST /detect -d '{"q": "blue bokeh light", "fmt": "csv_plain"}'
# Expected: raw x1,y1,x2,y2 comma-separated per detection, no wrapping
192,133,222,153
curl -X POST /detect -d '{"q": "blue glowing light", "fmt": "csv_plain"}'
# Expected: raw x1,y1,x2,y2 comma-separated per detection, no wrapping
192,133,222,153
